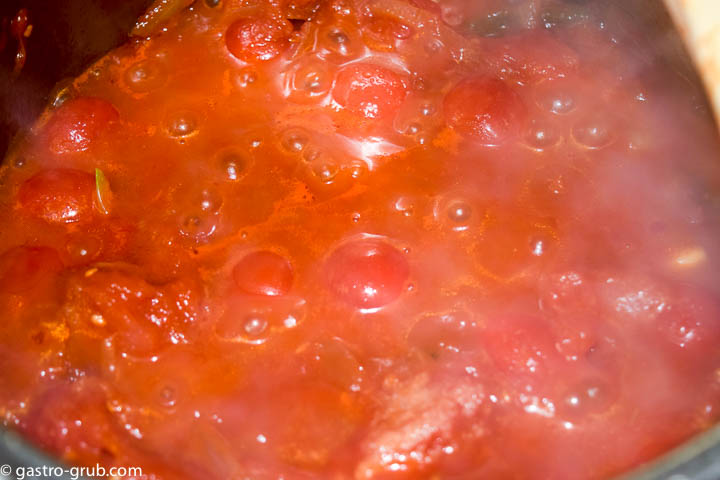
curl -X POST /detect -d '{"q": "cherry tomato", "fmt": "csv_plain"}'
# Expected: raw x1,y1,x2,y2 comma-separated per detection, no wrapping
225,17,293,62
443,75,526,145
332,63,408,119
232,250,293,296
326,238,409,309
18,168,96,225
44,97,119,154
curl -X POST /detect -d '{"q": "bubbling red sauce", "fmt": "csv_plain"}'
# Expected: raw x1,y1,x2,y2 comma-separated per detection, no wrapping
1,0,720,479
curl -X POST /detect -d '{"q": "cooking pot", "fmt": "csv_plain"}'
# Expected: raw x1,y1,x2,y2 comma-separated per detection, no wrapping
0,1,718,479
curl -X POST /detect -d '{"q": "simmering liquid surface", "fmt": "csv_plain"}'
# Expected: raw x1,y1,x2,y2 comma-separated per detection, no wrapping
1,0,720,478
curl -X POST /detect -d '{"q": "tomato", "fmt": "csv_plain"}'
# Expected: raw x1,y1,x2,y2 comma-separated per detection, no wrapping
232,250,294,296
225,17,293,62
43,97,119,154
18,168,96,225
326,238,410,309
332,63,408,119
443,75,526,145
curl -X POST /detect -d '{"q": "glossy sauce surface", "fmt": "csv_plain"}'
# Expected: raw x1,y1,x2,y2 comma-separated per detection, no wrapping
2,0,720,479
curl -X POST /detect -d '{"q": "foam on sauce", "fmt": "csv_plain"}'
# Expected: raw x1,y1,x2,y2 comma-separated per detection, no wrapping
1,0,720,478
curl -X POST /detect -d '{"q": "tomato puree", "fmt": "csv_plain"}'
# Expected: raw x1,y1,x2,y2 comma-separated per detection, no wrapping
1,0,720,479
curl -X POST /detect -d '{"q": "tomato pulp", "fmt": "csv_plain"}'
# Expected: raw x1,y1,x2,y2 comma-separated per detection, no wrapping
1,0,720,479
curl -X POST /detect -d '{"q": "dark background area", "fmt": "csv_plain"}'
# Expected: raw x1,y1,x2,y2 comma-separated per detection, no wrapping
0,0,151,156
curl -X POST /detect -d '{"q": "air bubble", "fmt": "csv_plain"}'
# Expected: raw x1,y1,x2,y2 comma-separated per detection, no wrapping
243,315,268,337
310,160,339,183
219,152,248,182
281,128,309,153
447,201,472,223
179,214,218,243
572,116,615,149
216,312,269,345
286,58,333,103
125,60,165,92
235,68,258,89
199,189,223,213
524,121,560,151
394,197,415,217
166,111,199,138
159,386,177,408
535,82,577,115
420,103,435,116
406,123,421,135
425,39,444,54
302,145,321,163
65,236,101,264
326,29,352,56
349,161,368,180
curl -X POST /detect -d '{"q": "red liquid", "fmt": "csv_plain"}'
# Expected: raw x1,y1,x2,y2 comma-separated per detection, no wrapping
1,1,720,478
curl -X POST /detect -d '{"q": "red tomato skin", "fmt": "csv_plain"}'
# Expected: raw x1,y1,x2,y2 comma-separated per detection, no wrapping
232,250,294,296
225,17,293,62
18,168,96,225
326,239,410,309
44,97,119,154
332,64,408,119
443,76,526,145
